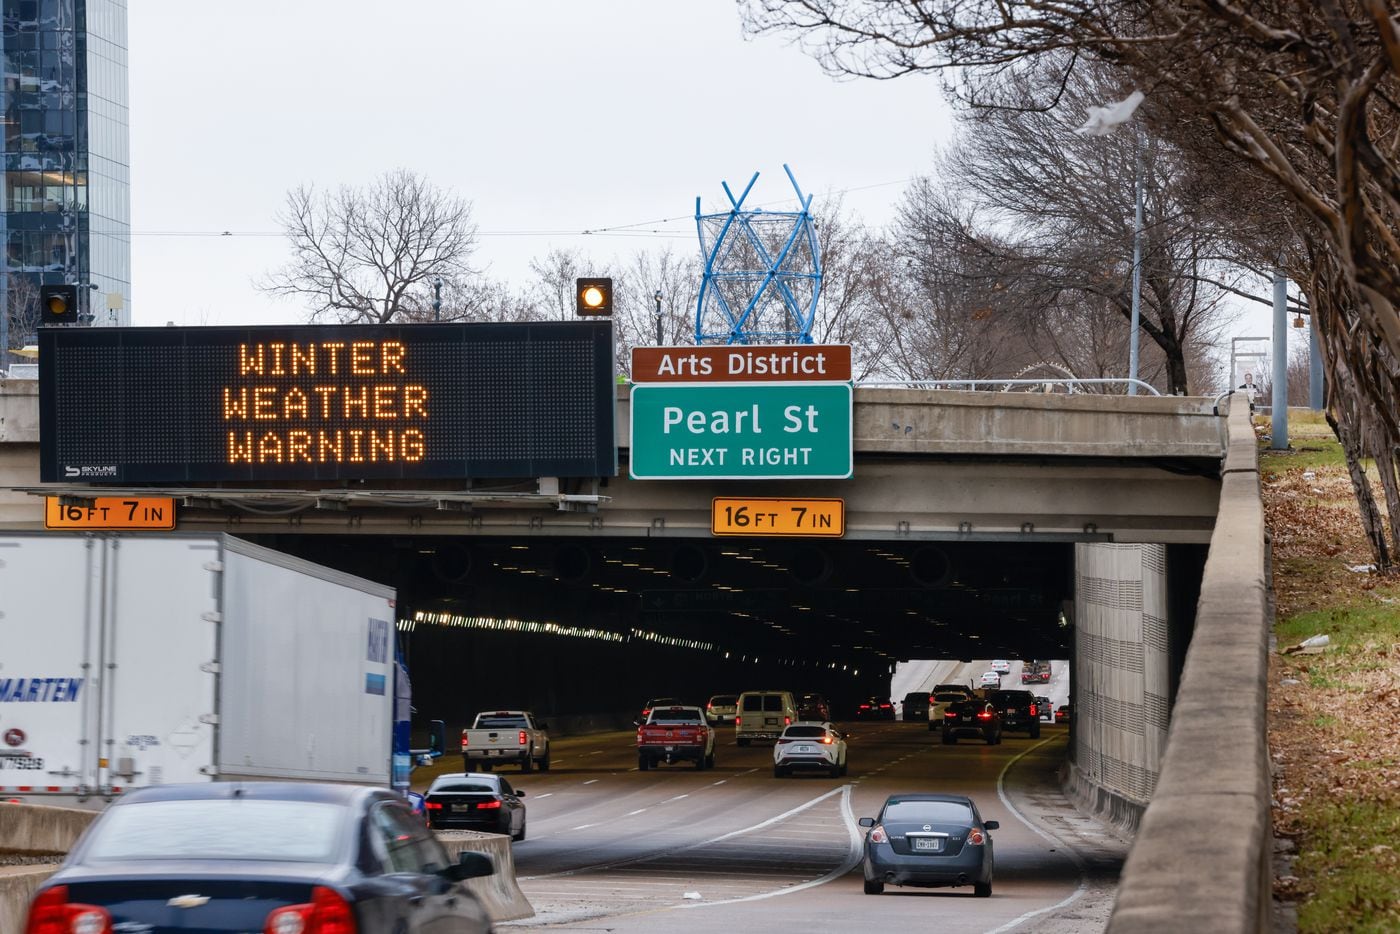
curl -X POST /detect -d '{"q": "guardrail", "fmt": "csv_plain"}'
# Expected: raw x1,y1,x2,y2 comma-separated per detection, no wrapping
1106,398,1271,932
857,378,1163,395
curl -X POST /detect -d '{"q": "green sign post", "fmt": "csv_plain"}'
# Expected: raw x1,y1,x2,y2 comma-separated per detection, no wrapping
629,383,852,480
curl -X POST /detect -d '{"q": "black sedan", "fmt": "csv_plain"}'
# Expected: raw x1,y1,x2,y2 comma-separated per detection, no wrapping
24,782,495,933
941,698,1003,744
425,772,527,840
859,793,999,896
854,696,896,720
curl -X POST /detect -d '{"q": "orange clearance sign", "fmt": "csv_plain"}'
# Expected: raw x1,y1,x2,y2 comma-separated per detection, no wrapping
711,497,845,537
45,497,176,530
631,345,851,383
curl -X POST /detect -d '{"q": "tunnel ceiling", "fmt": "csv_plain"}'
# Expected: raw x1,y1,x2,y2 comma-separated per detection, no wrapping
261,534,1075,667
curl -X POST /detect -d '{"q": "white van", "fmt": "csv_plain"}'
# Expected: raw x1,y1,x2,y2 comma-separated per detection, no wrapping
735,690,798,745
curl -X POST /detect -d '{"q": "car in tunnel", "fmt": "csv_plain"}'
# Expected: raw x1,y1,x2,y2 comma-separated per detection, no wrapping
773,722,848,777
797,692,831,722
990,659,1011,674
424,773,528,840
979,670,1003,688
859,793,998,897
705,693,739,724
637,697,683,725
926,689,975,731
855,696,896,720
735,690,798,745
1036,695,1054,721
988,689,1042,738
24,782,498,933
941,699,1002,745
1056,704,1073,724
901,691,933,721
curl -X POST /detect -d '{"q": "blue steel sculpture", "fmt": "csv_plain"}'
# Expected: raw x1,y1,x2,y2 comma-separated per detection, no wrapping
694,165,822,345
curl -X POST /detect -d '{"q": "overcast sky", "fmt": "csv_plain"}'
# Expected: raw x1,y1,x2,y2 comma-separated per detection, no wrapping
128,2,953,327
127,1,1275,366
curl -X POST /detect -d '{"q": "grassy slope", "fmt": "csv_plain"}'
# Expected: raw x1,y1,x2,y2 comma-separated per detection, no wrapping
1263,410,1400,933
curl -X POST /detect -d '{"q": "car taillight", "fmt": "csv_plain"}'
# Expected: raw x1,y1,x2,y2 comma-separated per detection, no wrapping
424,802,442,810
868,825,888,844
264,886,357,934
519,730,528,745
735,716,741,726
706,702,713,709
460,731,469,750
945,710,958,718
642,708,651,718
820,736,833,744
967,828,986,846
858,704,870,709
477,799,502,810
784,716,791,726
25,887,113,934
977,711,993,720
879,703,891,708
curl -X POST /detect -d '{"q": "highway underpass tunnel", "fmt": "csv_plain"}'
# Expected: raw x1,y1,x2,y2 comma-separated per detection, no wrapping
251,534,1114,740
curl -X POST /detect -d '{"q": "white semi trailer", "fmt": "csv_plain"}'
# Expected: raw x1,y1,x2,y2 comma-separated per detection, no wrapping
0,533,400,806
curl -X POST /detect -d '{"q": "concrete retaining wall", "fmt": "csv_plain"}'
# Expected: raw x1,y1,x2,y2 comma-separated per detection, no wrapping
1,866,58,933
1106,400,1270,933
435,831,534,922
0,801,95,931
1069,541,1173,835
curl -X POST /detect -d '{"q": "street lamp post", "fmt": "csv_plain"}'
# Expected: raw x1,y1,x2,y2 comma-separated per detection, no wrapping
432,278,442,322
654,290,663,347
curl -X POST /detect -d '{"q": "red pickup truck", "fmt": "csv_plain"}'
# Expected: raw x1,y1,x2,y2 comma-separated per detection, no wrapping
637,705,716,770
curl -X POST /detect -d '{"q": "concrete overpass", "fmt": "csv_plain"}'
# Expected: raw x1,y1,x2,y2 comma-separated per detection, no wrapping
0,377,1270,929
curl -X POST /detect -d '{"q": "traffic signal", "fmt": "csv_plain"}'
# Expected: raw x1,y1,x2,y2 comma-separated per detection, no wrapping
575,277,613,317
39,284,79,325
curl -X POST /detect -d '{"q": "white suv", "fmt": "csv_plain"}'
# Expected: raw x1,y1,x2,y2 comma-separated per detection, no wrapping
773,722,847,778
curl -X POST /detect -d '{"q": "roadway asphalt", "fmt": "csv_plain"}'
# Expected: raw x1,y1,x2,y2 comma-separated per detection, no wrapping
429,715,1128,933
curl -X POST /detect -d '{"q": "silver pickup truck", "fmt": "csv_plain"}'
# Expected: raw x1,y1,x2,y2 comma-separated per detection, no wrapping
461,710,551,773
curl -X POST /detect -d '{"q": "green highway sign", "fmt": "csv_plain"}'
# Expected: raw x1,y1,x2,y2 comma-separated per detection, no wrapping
629,383,852,480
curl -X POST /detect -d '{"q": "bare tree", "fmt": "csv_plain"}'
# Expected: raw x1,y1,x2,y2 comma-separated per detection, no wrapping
4,276,40,352
262,169,479,324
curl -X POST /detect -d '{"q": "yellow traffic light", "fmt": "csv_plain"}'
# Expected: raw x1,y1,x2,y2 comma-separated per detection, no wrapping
40,284,79,325
575,277,613,317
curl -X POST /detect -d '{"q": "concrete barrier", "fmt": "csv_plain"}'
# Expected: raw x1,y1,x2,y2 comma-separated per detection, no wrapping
0,801,96,856
435,830,534,922
1106,398,1271,933
1,866,58,933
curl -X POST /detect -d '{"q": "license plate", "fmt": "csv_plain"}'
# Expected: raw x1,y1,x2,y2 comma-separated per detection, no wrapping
796,745,813,752
765,717,778,725
665,746,675,752
913,838,943,852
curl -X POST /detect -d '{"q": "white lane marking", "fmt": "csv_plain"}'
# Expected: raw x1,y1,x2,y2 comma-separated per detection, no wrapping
710,780,727,786
625,808,649,816
583,779,599,785
534,793,553,799
585,750,603,756
522,785,846,880
571,823,599,831
734,768,757,777
679,784,864,909
662,794,689,803
982,736,1090,934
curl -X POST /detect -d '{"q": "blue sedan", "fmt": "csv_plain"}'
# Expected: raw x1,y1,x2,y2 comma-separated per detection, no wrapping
24,782,496,932
860,793,999,896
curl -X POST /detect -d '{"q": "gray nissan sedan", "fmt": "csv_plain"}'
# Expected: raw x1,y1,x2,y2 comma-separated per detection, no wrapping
859,793,998,896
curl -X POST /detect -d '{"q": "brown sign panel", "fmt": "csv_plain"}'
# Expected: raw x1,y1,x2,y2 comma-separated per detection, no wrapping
631,345,851,383
46,497,177,530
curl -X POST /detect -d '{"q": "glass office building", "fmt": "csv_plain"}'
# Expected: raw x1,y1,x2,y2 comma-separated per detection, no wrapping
2,0,129,353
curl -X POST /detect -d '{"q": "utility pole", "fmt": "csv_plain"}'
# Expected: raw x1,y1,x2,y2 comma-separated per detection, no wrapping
654,290,663,347
1127,134,1144,395
433,278,442,322
1309,315,1324,410
1271,268,1289,450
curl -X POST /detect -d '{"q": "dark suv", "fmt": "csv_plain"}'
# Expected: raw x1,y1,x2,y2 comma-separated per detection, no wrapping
797,692,831,722
901,691,932,722
987,689,1042,738
940,698,1002,745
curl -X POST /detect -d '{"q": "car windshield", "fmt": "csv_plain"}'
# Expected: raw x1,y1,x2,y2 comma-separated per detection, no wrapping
651,709,702,723
783,726,826,738
882,800,975,824
430,780,496,793
933,693,966,702
903,694,925,703
476,716,527,729
84,799,345,863
710,696,737,705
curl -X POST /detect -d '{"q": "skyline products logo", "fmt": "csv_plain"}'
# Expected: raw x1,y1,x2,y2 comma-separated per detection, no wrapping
63,465,118,478
3,728,24,747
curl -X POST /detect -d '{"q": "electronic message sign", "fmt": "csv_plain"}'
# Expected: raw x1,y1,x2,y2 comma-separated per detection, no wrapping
39,322,617,483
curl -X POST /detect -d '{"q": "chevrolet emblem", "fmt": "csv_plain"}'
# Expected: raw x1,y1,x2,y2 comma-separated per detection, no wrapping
167,894,210,909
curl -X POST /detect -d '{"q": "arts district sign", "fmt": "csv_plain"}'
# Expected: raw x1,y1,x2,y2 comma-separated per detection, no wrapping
628,346,853,480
